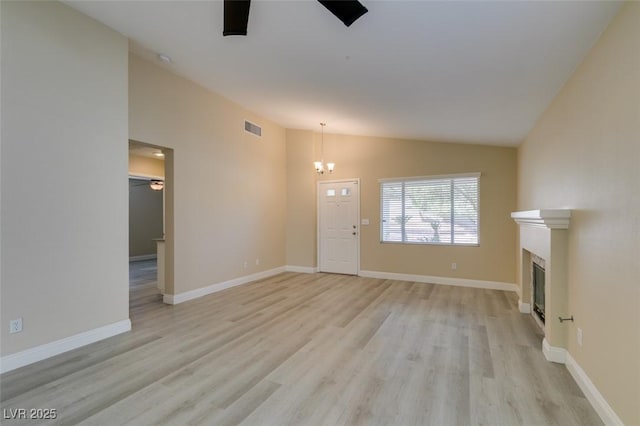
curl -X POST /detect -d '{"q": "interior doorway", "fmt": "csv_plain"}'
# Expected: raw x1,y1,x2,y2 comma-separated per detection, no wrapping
128,140,174,310
129,176,163,263
317,179,360,275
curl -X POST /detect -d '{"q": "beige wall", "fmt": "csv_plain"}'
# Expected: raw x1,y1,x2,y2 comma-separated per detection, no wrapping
129,179,163,257
129,54,287,295
0,1,129,355
129,153,165,178
517,3,640,423
285,130,319,267
287,130,517,284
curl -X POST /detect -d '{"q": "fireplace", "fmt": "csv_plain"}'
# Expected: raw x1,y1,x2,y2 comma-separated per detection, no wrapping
511,209,571,363
532,262,545,323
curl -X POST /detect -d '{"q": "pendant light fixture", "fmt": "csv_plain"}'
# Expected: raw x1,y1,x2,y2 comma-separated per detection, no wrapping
314,122,334,174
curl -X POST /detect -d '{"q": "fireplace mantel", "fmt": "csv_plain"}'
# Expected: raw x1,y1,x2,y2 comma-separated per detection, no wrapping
511,209,571,229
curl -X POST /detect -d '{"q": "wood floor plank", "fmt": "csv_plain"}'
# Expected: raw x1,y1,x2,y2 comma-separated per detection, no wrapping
0,265,603,426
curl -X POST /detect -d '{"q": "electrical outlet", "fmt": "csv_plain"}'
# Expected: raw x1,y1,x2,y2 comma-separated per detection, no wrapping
577,328,583,346
255,258,260,265
451,262,457,270
243,261,248,269
10,318,23,334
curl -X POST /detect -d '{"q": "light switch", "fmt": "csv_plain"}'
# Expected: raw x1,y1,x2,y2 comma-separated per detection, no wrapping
361,219,370,225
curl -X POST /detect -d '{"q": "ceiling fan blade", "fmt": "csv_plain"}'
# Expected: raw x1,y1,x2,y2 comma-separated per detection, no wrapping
318,0,368,27
223,0,251,36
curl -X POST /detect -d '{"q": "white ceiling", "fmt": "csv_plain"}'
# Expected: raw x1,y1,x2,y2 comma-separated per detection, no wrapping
129,140,165,159
65,0,621,146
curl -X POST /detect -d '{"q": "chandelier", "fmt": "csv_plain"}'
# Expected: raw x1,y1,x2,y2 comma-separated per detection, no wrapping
314,122,334,174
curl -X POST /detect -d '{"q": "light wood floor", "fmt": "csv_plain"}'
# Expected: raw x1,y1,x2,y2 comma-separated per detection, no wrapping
1,268,602,425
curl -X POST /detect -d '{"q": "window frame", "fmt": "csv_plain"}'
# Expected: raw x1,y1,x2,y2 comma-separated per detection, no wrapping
379,172,481,246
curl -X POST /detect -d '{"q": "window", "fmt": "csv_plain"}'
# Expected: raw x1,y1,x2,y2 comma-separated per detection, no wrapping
380,173,479,245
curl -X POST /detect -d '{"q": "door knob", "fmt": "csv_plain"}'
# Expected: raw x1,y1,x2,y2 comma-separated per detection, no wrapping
352,232,357,236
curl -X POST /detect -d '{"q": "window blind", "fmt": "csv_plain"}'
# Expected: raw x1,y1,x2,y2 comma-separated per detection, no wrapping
380,174,479,245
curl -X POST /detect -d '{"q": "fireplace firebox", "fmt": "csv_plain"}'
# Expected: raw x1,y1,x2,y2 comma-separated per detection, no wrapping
533,262,545,323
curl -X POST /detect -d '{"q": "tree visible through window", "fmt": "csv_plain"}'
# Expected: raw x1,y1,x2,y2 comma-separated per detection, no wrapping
380,174,479,245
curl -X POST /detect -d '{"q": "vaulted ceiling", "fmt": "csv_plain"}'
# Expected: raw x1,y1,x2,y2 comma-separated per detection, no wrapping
65,0,621,146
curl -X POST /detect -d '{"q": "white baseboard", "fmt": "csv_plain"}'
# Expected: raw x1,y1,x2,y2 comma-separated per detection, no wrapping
129,254,157,262
358,270,518,293
519,300,531,314
565,352,624,426
541,340,622,424
285,265,318,274
542,338,566,364
0,319,131,374
163,266,286,305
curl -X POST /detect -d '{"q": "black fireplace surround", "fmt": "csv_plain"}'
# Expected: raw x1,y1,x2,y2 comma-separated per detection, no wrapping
533,262,546,323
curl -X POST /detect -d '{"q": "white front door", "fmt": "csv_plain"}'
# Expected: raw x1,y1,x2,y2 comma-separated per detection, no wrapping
318,180,359,275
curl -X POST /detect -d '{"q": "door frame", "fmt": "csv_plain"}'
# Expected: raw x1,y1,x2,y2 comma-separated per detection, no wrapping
128,140,175,302
317,178,361,275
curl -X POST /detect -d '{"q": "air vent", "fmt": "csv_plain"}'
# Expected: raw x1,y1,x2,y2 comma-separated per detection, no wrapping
244,120,262,137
